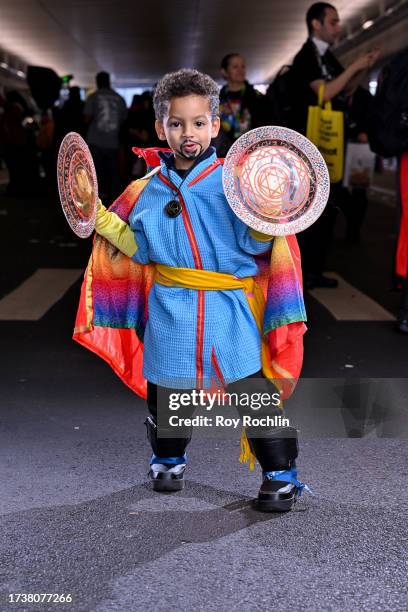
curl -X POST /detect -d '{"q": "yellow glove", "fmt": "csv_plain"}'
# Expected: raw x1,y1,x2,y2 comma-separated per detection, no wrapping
249,229,274,242
95,200,138,258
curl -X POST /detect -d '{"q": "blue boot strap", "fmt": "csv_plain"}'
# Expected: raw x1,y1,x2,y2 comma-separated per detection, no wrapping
263,468,314,496
150,453,187,466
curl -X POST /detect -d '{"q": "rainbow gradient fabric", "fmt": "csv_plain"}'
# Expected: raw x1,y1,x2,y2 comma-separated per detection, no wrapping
73,149,307,400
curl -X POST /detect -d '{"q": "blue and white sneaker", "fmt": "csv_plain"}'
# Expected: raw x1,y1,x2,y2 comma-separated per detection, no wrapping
148,455,186,492
257,466,312,512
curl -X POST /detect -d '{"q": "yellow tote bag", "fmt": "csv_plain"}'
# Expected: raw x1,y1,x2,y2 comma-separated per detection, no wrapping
306,84,344,183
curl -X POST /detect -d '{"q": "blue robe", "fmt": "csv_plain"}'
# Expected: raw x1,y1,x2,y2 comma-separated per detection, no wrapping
128,148,273,388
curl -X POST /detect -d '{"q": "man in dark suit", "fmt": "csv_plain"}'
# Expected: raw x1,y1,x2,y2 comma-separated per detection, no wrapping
291,2,379,288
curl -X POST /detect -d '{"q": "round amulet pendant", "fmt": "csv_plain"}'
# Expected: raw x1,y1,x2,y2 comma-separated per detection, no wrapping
165,199,182,217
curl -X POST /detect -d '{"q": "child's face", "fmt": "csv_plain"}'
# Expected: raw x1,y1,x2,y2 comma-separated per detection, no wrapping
155,95,220,169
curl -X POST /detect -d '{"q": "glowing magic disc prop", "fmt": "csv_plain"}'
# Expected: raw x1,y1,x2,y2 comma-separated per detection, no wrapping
57,132,98,238
222,126,330,236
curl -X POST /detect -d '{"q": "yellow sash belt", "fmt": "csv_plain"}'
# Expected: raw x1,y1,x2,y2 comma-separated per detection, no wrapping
155,263,265,333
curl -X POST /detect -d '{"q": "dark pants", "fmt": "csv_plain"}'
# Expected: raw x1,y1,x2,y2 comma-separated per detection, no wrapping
89,145,121,202
145,371,298,472
4,145,40,196
298,182,368,275
400,280,408,320
339,186,368,243
298,196,338,276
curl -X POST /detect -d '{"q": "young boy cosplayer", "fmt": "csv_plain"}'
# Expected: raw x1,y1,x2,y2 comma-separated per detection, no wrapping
74,69,309,512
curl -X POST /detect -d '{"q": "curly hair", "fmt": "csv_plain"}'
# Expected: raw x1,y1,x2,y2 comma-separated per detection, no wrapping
153,68,220,122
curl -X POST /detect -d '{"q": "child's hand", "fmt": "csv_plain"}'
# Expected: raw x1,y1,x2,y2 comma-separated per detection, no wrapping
73,167,94,216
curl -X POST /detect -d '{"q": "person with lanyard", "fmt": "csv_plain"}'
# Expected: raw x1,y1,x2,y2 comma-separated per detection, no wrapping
214,53,268,157
73,68,311,512
291,2,379,289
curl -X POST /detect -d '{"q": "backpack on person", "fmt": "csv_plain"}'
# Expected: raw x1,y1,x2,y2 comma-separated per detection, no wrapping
367,48,408,158
266,65,295,127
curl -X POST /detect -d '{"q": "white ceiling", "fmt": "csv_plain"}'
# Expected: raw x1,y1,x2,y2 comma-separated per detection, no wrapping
0,0,400,88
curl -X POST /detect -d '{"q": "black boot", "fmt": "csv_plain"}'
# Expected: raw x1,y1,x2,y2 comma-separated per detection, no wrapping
248,427,309,512
144,416,191,492
148,461,186,492
257,464,311,512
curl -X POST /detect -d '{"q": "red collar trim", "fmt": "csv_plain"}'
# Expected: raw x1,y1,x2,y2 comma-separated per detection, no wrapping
157,172,176,191
132,147,224,173
188,158,224,187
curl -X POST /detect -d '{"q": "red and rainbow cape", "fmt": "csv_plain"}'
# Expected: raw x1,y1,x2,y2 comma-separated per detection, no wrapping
73,148,307,401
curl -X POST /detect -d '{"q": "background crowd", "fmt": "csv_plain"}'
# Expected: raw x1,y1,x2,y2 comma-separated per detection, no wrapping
0,1,407,331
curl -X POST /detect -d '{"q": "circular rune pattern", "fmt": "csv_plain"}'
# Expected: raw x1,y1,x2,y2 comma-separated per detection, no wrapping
239,145,311,220
223,126,330,236
57,132,98,238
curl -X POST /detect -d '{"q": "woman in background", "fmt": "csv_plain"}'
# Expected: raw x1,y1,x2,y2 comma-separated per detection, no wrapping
214,53,269,157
